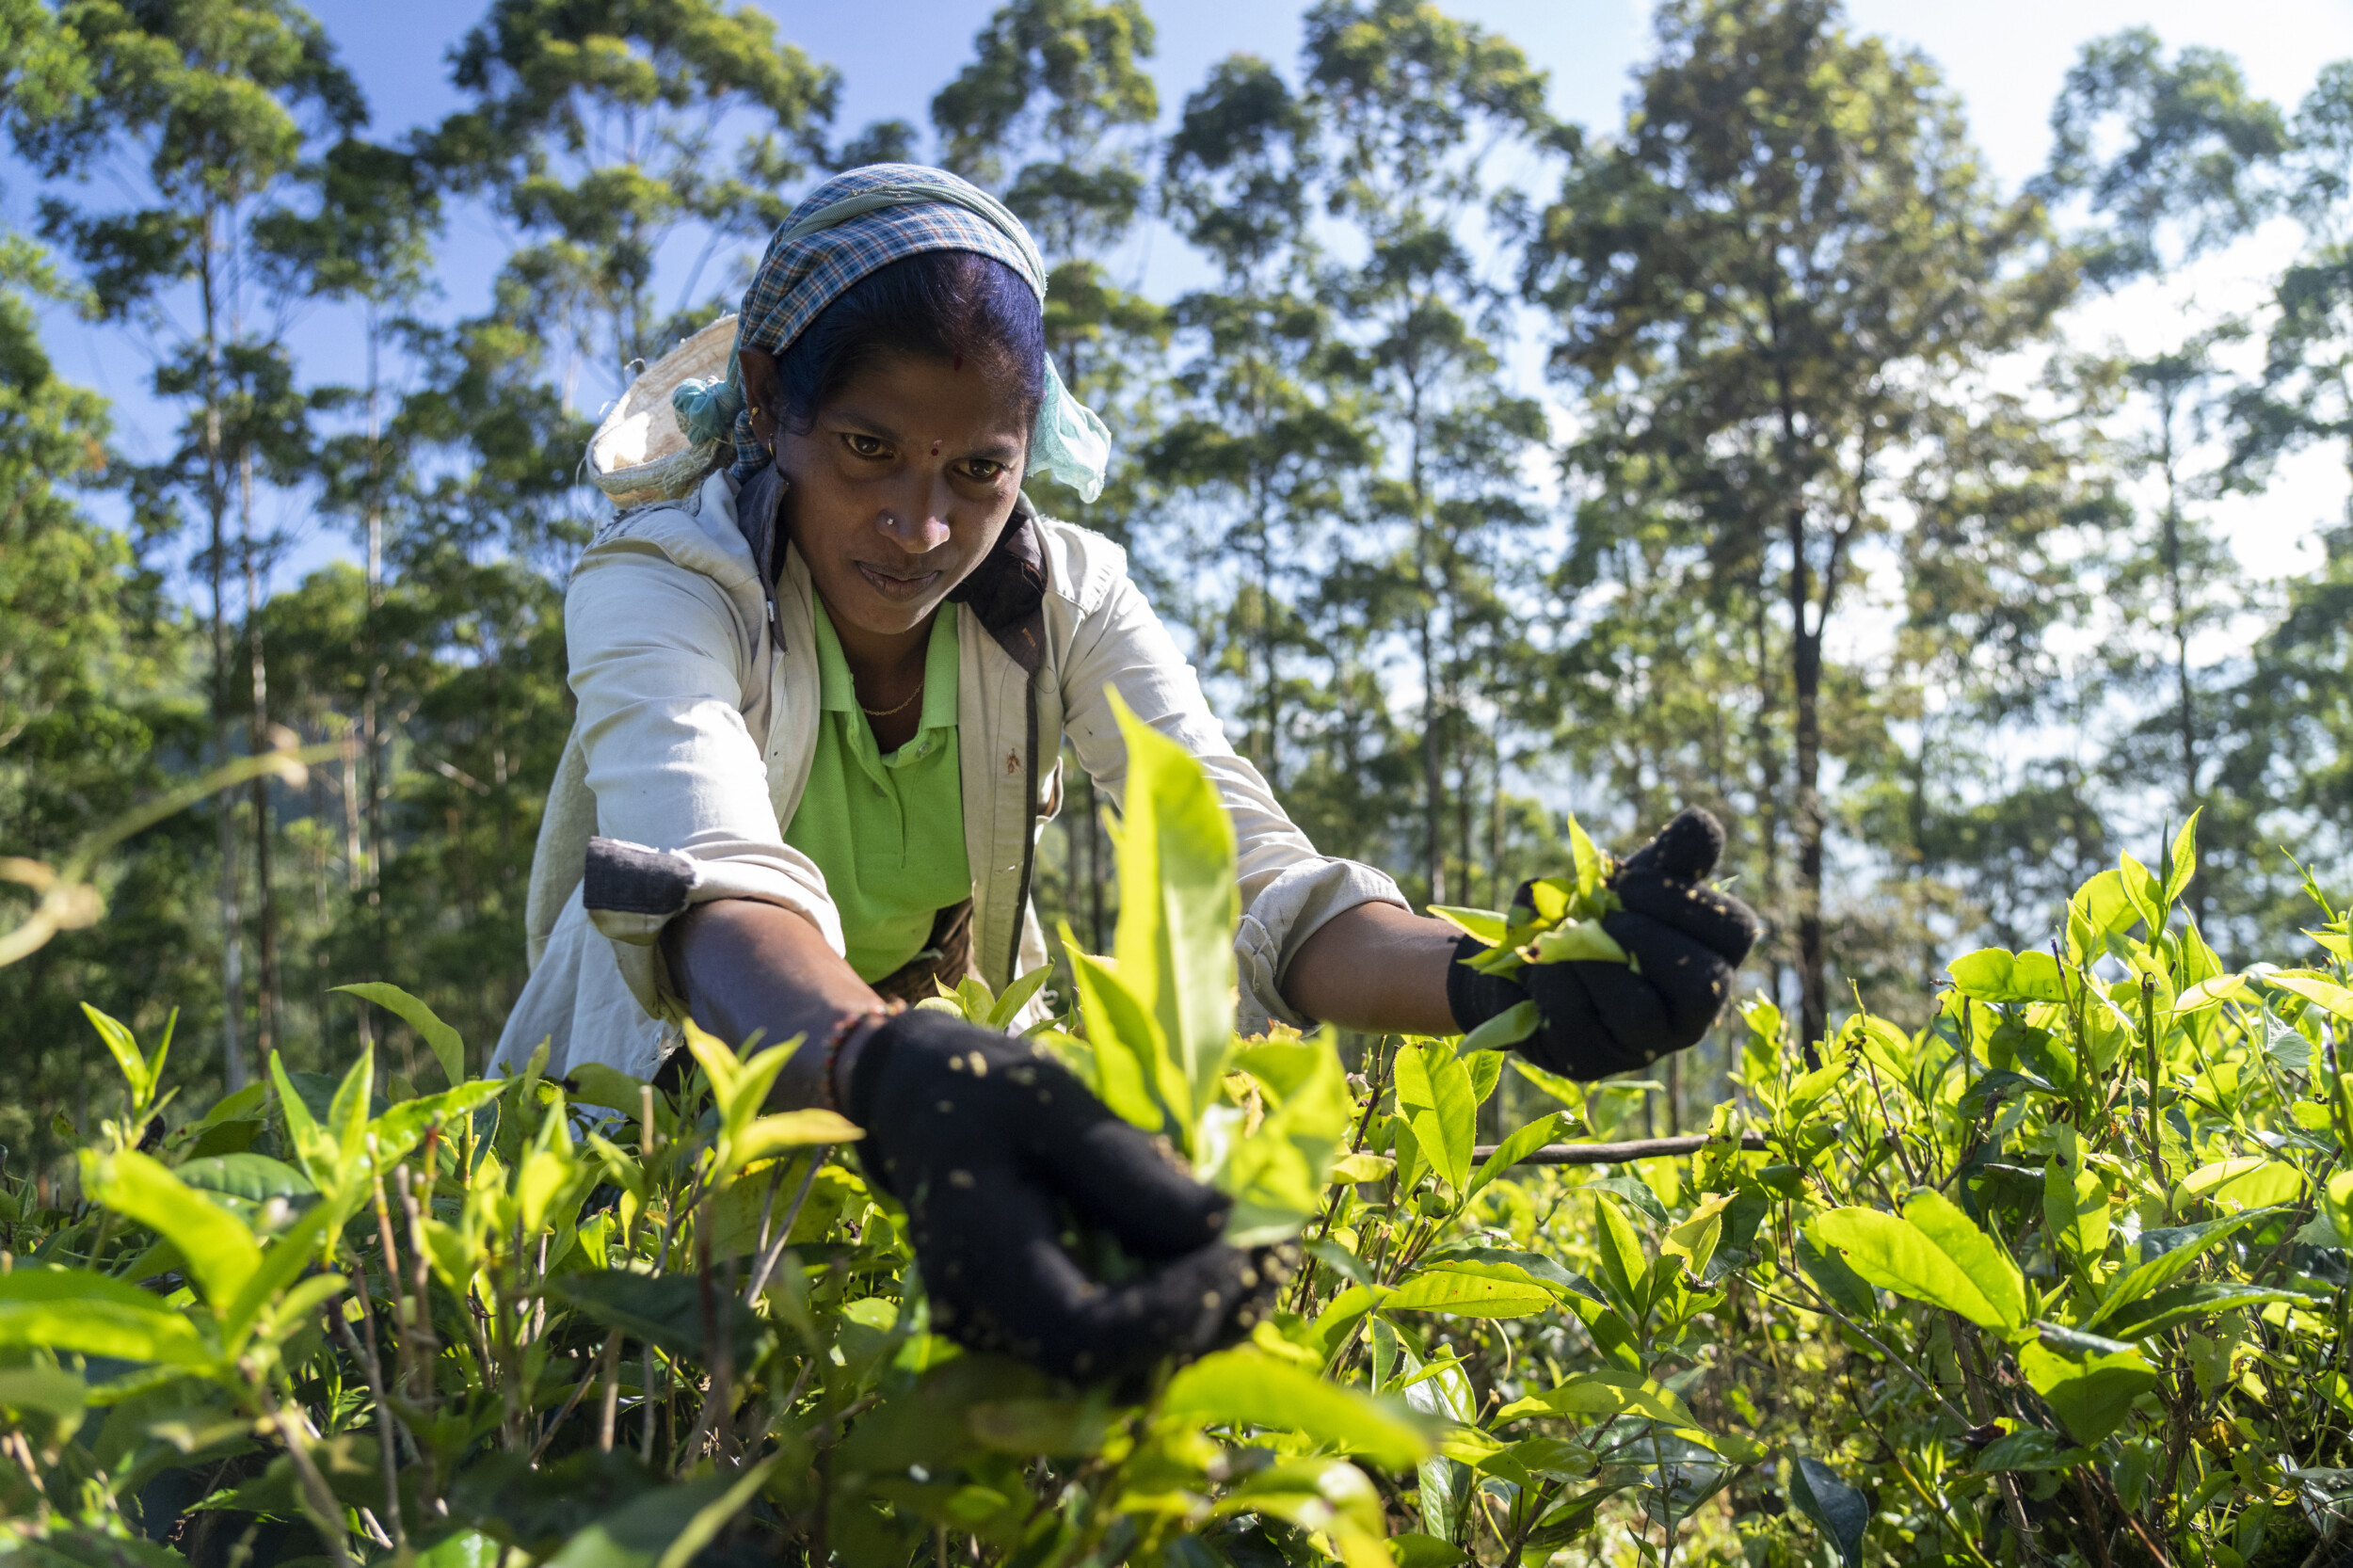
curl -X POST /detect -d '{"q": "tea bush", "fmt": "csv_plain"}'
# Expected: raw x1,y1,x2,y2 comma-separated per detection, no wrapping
1,727,2349,1568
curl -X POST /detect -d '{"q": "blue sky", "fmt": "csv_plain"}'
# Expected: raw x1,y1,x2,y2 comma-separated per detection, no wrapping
19,0,2353,584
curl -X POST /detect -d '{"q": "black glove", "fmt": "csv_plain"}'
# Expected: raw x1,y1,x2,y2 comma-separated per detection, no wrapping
843,1007,1281,1383
1446,807,1760,1080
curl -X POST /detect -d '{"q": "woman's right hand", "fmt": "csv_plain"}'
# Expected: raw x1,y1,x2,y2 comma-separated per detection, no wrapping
843,1007,1281,1383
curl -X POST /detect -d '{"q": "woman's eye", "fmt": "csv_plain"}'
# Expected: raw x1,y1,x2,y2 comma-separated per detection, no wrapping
961,459,1003,483
841,433,888,459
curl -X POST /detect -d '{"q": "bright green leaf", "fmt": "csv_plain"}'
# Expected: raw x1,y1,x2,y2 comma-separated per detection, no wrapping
81,1150,259,1310
1395,1039,1475,1196
1946,949,2067,1004
1162,1348,1427,1469
1468,1112,1563,1196
81,1004,152,1108
2018,1342,2159,1446
1107,693,1239,1141
1807,1205,2022,1330
333,983,466,1085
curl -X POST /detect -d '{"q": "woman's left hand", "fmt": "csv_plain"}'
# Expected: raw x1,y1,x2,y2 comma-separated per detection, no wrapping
1446,808,1761,1080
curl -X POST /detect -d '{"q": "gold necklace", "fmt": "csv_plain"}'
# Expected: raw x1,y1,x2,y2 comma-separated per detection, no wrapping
858,679,923,719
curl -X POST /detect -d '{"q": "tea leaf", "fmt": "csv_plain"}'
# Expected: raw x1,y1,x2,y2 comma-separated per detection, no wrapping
1458,999,1538,1054
1808,1205,2023,1330
2270,973,2353,1025
1215,1034,1353,1241
1526,920,1629,966
81,1003,152,1107
1394,1039,1475,1196
2166,810,2201,905
2178,1158,2303,1210
2098,1282,2313,1340
1469,1112,1564,1196
1788,1456,1868,1568
1064,942,1170,1135
1385,1264,1559,1319
987,963,1055,1030
1592,1191,1649,1313
546,1270,760,1362
1510,1057,1588,1119
1330,1152,1396,1185
2018,1342,2160,1446
1107,694,1239,1140
2042,1130,2110,1267
1493,1370,1698,1428
81,1149,259,1310
1428,904,1510,945
1162,1348,1426,1468
0,1267,215,1368
1947,949,2068,1004
333,982,467,1085
171,1152,314,1215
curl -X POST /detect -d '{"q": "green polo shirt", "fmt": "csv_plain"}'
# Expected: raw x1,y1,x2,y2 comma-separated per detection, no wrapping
782,604,971,983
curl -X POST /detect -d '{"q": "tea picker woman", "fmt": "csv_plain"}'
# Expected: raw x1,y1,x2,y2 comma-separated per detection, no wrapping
493,165,1758,1383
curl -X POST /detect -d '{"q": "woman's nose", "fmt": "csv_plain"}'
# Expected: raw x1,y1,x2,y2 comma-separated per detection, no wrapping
877,472,957,554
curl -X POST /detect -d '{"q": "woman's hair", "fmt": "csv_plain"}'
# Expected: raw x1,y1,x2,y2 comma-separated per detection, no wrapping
772,249,1045,435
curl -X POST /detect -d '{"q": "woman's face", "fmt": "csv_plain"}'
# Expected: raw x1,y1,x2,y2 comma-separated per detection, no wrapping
744,346,1030,645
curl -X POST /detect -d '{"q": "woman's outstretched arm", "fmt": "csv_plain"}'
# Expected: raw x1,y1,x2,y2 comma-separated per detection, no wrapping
662,899,885,1108
1278,902,1464,1037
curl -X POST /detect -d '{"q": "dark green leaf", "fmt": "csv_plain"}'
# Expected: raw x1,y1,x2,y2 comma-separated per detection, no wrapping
2097,1282,2313,1340
1787,1455,1868,1568
545,1270,760,1362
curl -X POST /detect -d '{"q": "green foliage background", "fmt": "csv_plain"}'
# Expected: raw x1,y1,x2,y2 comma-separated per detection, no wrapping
4,0,2353,1560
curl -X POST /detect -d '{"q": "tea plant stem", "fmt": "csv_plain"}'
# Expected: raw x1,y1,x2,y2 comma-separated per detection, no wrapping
598,1331,623,1453
1746,1279,1974,1427
1882,1442,2004,1568
1953,1316,2039,1549
1292,1037,1395,1311
366,1156,413,1399
1859,1060,1923,1188
642,1342,657,1463
2141,974,2167,1185
531,1331,620,1464
4,1429,48,1507
745,1148,828,1304
331,1282,408,1546
260,1394,357,1568
1467,1133,1769,1164
394,1164,439,1399
2089,1463,2174,1566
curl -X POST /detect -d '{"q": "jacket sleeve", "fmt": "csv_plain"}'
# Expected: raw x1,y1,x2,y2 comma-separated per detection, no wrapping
1056,566,1408,1033
566,536,843,1018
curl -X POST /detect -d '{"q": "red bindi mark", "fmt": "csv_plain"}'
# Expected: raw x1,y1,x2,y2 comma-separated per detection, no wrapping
930,440,941,456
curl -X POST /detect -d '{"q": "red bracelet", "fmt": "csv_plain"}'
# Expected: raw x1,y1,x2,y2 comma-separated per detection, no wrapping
819,1003,899,1114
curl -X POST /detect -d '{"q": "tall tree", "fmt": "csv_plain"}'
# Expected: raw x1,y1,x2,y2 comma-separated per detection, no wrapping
1303,0,1550,907
1523,0,2075,1047
256,134,443,976
1156,56,1374,806
18,0,362,1087
934,0,1168,951
436,0,838,399
0,87,215,1184
2208,58,2353,944
2039,28,2291,289
2041,33,2293,933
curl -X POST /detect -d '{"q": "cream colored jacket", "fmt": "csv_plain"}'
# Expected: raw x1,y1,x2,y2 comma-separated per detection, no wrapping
491,466,1406,1080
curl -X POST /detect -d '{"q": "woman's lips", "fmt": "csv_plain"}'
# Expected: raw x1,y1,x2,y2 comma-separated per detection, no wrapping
854,560,943,601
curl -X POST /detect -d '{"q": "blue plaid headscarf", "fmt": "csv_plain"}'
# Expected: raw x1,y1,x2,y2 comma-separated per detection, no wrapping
671,164,1112,503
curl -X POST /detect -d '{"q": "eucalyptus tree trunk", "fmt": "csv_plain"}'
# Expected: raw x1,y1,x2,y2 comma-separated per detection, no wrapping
243,448,280,1059
200,203,247,1093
